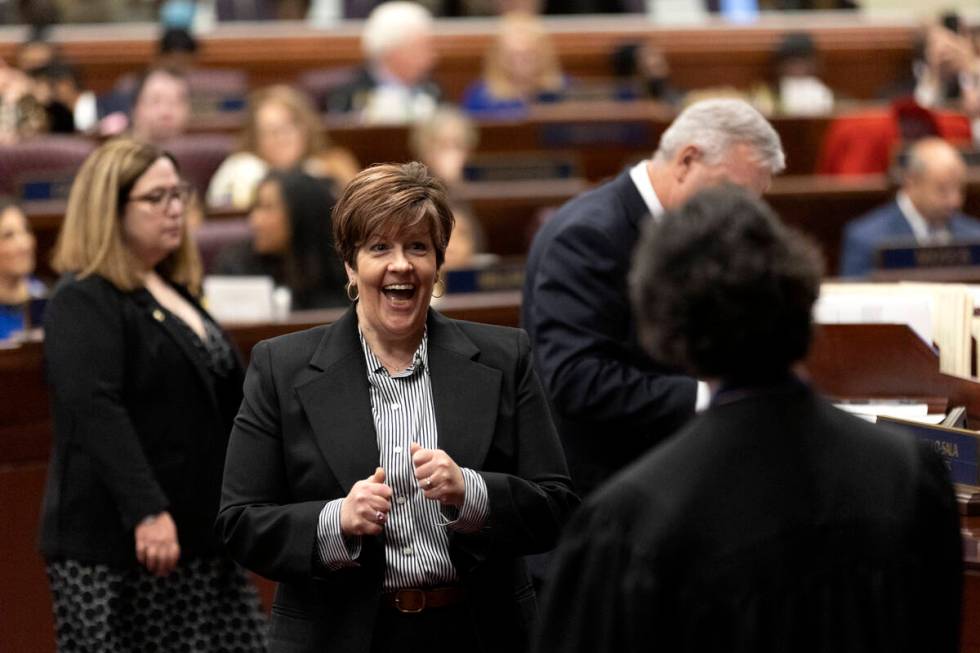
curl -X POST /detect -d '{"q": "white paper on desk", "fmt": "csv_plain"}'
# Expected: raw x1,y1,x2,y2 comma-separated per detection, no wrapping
834,402,946,425
834,402,929,418
813,294,934,344
965,285,980,311
203,276,275,322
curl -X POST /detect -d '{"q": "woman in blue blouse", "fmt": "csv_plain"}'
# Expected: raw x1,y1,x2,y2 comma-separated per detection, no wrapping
0,199,45,340
461,13,567,117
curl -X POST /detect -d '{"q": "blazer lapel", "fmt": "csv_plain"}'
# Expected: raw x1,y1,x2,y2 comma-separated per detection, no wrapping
616,168,652,230
889,201,917,239
294,309,381,492
426,312,501,470
131,288,221,415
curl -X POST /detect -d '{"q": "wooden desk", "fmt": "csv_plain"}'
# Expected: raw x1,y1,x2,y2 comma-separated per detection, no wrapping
190,105,835,179
769,173,980,276
23,178,585,279
803,323,980,653
24,173,980,282
6,308,980,652
0,291,519,653
0,16,918,102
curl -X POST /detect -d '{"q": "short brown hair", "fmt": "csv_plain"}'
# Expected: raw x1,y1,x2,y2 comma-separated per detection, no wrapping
240,84,325,160
332,162,454,269
52,138,202,292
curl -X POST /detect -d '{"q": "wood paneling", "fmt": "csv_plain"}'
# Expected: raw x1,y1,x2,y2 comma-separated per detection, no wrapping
0,17,918,100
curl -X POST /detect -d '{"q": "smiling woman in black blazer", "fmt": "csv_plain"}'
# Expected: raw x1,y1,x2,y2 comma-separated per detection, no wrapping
217,162,578,653
40,139,266,652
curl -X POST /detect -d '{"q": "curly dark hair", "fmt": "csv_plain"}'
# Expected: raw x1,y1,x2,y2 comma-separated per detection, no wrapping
629,185,823,382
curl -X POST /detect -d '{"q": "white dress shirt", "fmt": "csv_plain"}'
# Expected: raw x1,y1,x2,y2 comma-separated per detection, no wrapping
897,191,951,245
629,160,711,411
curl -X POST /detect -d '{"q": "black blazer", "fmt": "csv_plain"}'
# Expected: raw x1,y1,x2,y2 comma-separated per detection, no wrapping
217,308,578,653
522,169,696,496
39,274,244,567
536,380,963,653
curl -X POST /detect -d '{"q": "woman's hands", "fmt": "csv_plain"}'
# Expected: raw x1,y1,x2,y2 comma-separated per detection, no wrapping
339,448,466,539
411,442,465,508
134,511,180,577
341,467,392,537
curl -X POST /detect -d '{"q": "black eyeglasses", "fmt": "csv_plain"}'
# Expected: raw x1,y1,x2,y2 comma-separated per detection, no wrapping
128,182,193,211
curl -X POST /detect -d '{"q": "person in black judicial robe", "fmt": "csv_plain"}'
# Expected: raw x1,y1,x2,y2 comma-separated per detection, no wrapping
522,98,785,498
534,186,963,653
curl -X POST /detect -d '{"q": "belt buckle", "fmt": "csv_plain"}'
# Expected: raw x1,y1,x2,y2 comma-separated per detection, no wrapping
394,589,426,613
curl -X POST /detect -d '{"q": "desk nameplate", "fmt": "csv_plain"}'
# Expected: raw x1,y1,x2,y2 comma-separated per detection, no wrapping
878,242,980,270
877,415,980,515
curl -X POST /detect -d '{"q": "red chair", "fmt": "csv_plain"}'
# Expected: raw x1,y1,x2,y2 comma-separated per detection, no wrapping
817,102,972,176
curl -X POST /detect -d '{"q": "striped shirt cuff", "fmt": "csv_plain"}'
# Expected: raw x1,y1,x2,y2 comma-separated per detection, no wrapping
316,499,361,570
441,467,489,533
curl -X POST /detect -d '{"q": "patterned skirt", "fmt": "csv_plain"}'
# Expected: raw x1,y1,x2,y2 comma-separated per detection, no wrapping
46,556,267,652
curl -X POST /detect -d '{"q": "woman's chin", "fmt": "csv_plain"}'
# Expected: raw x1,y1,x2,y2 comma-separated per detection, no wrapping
375,305,427,340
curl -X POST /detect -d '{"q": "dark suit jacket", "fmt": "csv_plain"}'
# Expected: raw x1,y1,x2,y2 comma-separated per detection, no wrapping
326,66,442,115
840,198,980,277
535,379,963,653
39,274,244,567
217,308,578,653
522,169,696,497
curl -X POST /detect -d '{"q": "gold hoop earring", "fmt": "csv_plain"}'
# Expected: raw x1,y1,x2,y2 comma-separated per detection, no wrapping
432,276,446,298
346,281,359,302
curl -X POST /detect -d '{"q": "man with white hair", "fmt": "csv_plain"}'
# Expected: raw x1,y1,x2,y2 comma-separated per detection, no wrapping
523,98,785,498
327,1,440,122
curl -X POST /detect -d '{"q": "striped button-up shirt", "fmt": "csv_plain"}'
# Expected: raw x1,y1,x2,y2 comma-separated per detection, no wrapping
316,330,489,589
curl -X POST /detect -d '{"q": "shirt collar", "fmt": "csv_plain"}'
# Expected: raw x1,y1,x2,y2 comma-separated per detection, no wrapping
896,191,949,243
358,328,428,379
629,160,665,222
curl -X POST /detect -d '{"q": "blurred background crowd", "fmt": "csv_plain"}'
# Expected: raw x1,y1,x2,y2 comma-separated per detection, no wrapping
0,0,979,332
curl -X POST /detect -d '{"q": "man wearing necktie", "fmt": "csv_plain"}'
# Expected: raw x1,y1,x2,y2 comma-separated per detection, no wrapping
840,137,980,277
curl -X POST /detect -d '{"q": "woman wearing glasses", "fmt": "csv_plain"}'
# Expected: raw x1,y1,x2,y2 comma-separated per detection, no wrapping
40,139,266,652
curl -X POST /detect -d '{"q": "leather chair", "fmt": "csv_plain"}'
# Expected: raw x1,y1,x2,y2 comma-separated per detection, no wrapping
0,135,96,200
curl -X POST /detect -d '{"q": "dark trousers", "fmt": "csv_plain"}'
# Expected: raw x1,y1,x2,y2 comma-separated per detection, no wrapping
371,603,474,653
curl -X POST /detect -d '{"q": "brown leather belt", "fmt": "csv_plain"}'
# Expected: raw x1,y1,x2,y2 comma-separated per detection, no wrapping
383,587,466,614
